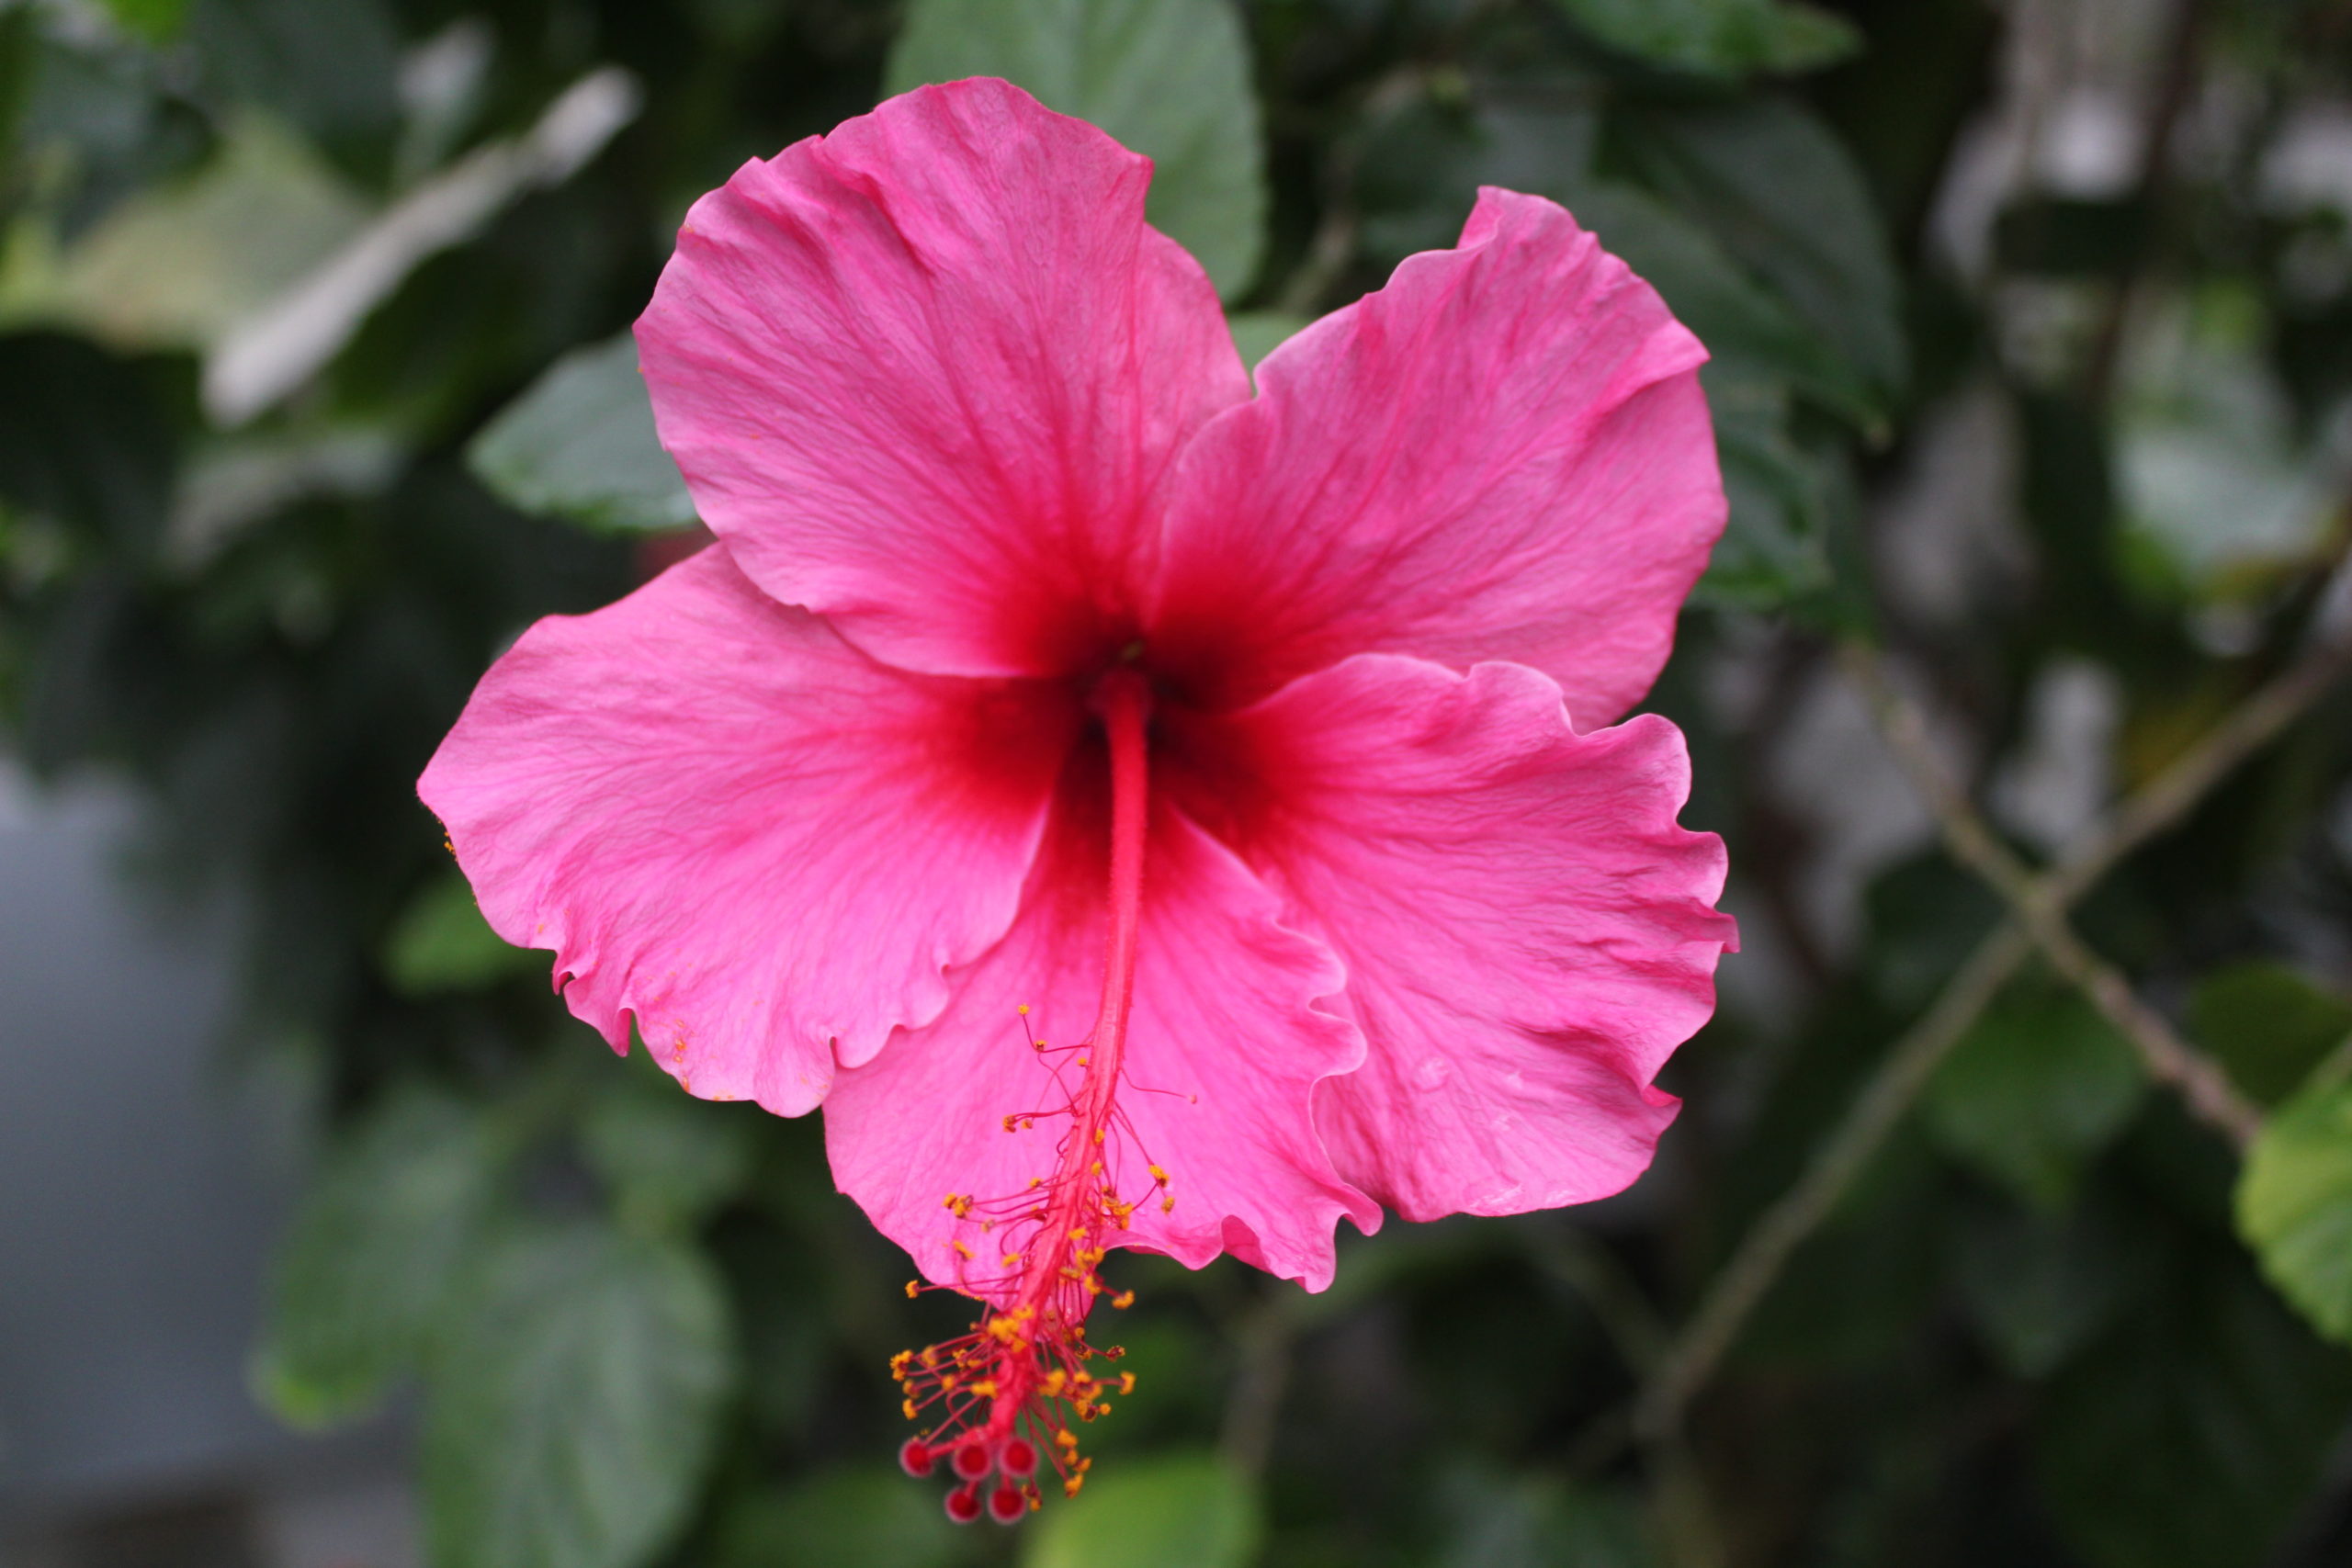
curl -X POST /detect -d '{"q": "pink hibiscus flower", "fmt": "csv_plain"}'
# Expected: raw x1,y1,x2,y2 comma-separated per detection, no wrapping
421,78,1733,1518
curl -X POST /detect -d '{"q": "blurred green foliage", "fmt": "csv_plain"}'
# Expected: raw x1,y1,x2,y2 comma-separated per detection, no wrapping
6,1,2352,1566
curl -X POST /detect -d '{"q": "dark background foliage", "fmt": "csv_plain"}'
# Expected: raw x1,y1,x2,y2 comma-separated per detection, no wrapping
6,0,2352,1565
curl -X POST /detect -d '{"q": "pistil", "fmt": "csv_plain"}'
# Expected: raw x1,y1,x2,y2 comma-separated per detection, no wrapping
892,668,1160,1521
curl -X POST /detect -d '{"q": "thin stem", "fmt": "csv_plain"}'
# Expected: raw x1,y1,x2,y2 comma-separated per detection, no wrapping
1635,921,2033,1443
2052,638,2352,902
1844,645,2262,1145
1631,630,2348,1442
1218,1292,1296,1483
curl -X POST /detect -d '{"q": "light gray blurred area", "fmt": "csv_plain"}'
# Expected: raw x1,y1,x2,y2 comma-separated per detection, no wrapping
0,764,417,1568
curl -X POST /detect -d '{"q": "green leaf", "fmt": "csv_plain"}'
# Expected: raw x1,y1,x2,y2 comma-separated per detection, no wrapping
2189,960,2352,1107
1618,100,1905,410
1437,1472,1654,1568
1924,980,2145,1209
1951,1202,2132,1378
185,0,401,148
887,0,1266,299
254,1087,507,1426
1226,310,1306,373
2237,1081,2352,1346
580,1051,757,1236
424,1223,735,1568
2032,1247,2352,1568
1702,387,1836,606
383,868,540,997
716,1468,966,1568
1023,1451,1261,1568
1566,182,1877,424
467,332,695,532
1552,0,1861,79
98,0,191,44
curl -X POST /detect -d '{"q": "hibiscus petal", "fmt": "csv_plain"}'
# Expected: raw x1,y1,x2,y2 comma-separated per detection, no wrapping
825,791,1377,1292
1168,653,1734,1221
1149,187,1724,726
637,77,1249,681
418,547,1073,1115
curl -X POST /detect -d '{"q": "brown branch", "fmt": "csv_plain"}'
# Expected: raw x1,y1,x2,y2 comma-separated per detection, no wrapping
1845,644,2266,1145
1632,631,2348,1442
1634,922,2033,1444
2082,0,2209,408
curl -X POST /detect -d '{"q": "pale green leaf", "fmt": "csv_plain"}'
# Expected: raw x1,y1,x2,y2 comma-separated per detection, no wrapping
424,1223,734,1568
468,332,695,532
98,0,190,44
383,868,540,997
0,112,367,350
581,1052,757,1236
1226,310,1306,374
887,0,1266,299
253,1087,506,1427
1023,1452,1260,1568
2237,1081,2352,1346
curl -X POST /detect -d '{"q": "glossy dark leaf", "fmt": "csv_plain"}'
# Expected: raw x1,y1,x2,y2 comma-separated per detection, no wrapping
887,0,1266,299
1553,0,1861,80
1925,980,2146,1210
1618,99,1906,411
2033,1248,2352,1568
2189,960,2352,1107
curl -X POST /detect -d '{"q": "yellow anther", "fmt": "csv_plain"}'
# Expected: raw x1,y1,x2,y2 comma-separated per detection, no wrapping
902,1398,917,1419
1017,1004,1030,1015
1092,1126,1105,1145
1149,1165,1169,1184
1119,1371,1136,1394
1161,1195,1176,1213
904,1280,921,1299
1111,1290,1135,1309
953,1239,974,1259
